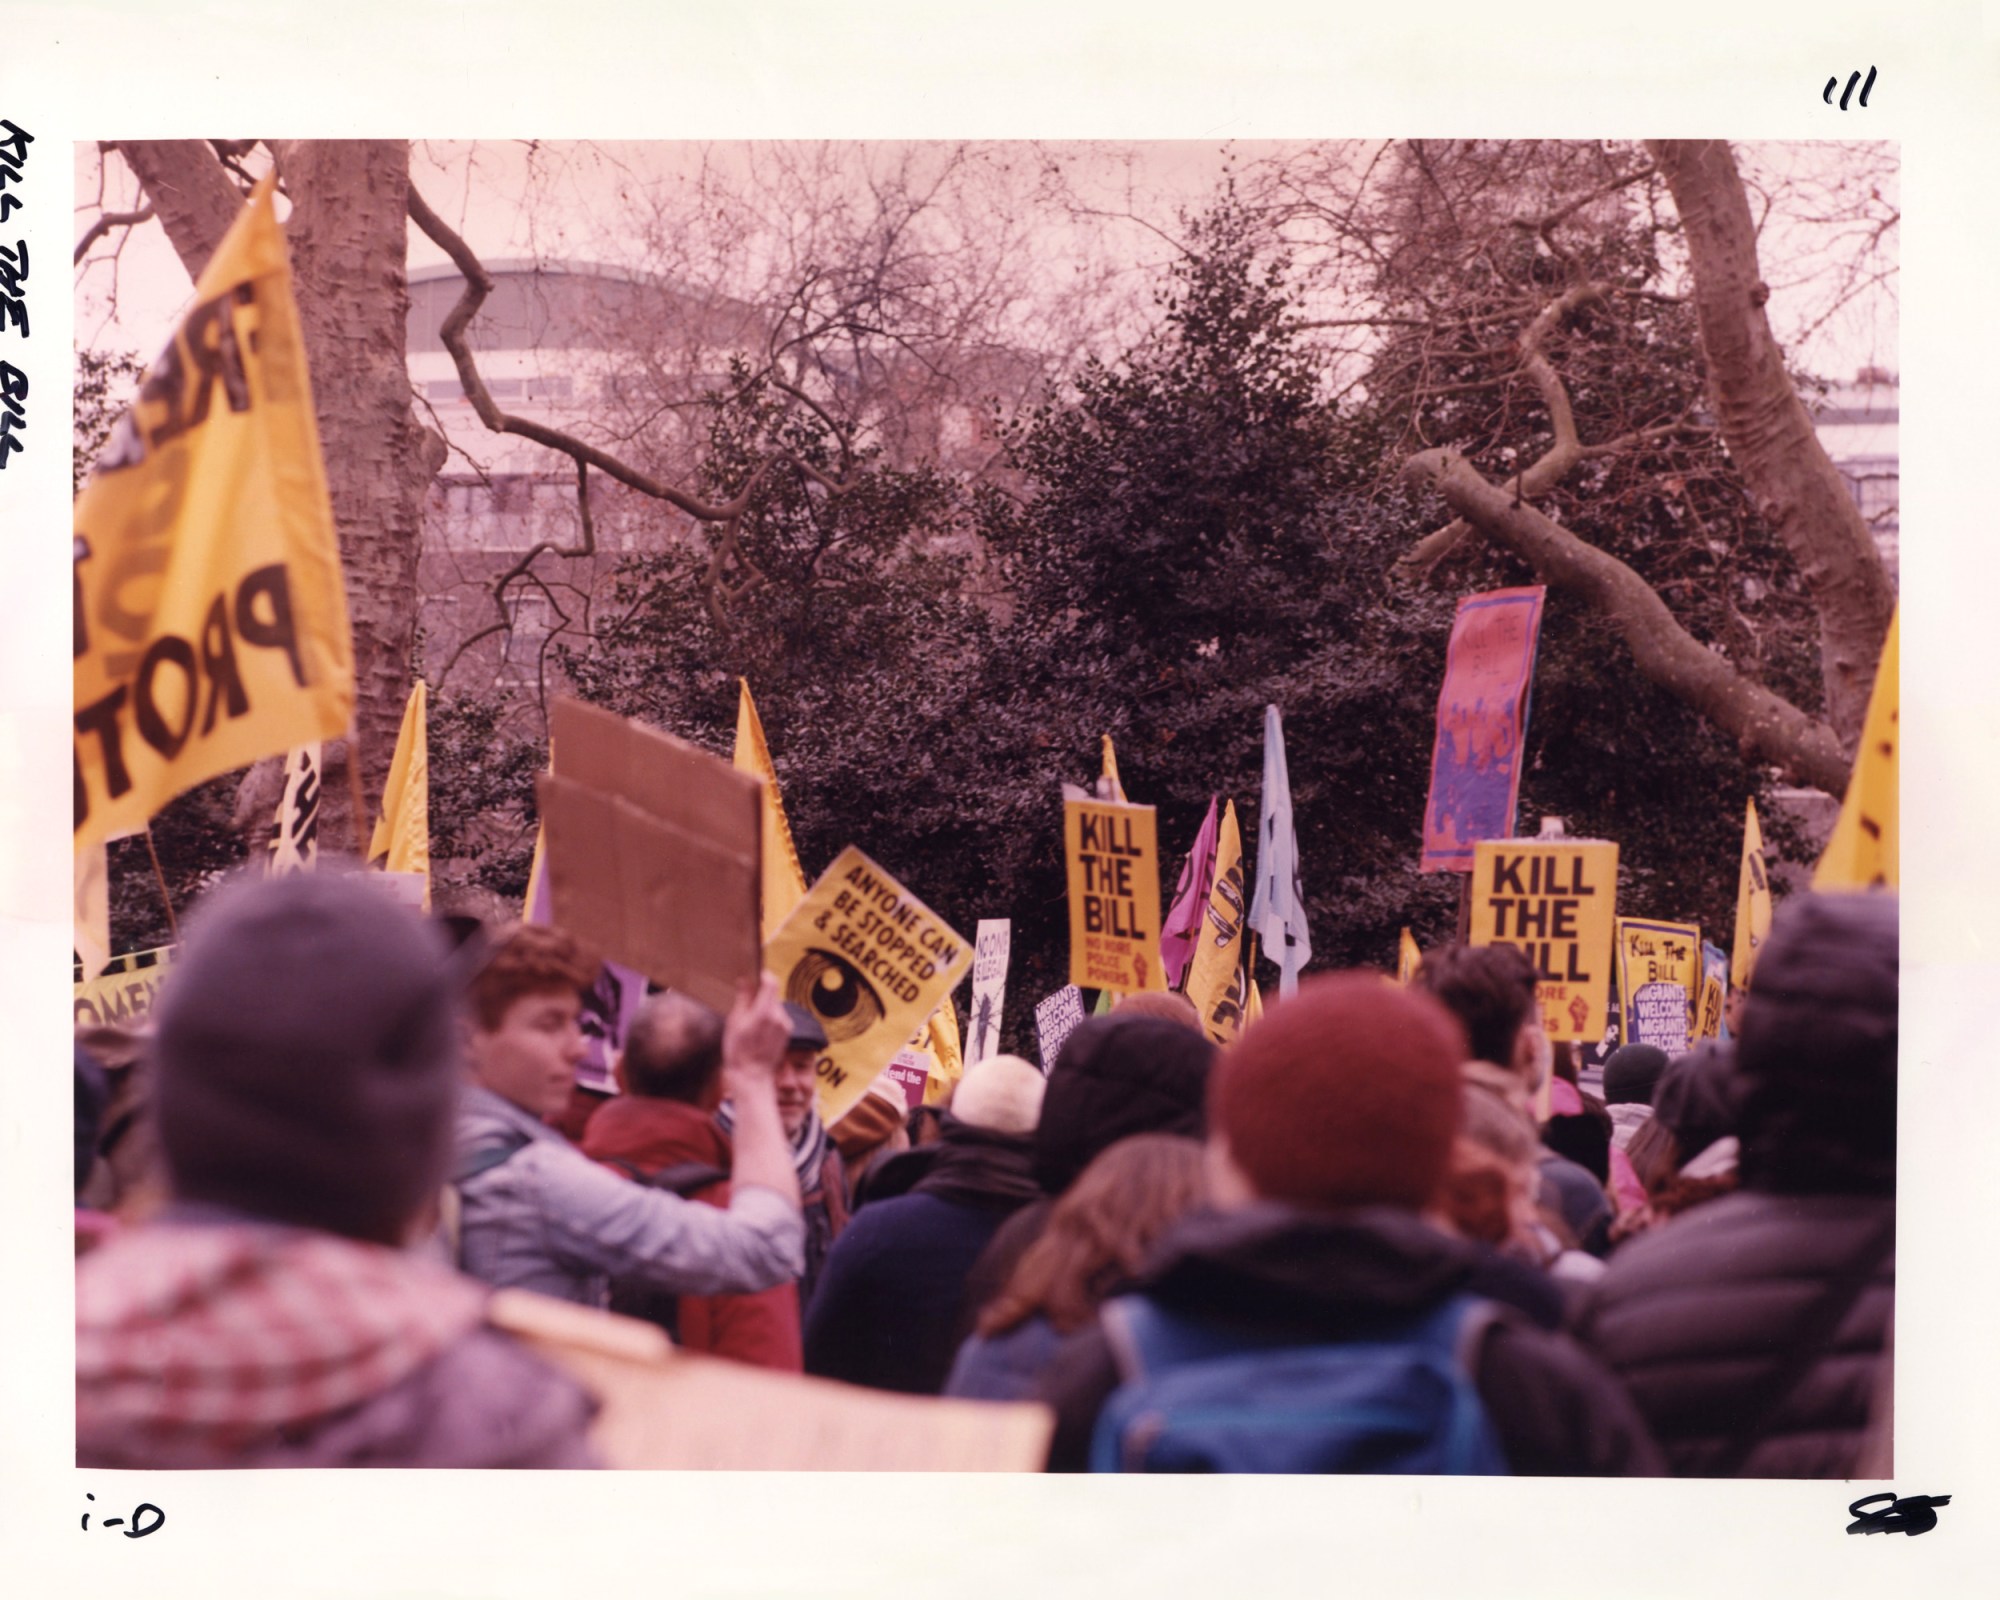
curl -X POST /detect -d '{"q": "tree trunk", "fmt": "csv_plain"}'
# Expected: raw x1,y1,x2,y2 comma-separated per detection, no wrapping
1647,139,1895,746
270,140,442,810
108,140,443,840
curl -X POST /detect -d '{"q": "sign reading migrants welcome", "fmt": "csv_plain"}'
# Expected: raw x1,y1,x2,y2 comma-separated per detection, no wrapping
1467,838,1618,1042
765,847,972,1127
1615,917,1701,1056
1064,798,1166,995
72,178,354,851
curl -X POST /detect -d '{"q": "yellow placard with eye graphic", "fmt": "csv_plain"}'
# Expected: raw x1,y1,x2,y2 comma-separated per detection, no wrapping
764,846,973,1127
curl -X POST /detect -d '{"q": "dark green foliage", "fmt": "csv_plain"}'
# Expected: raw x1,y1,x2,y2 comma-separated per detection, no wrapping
544,194,1806,1047
73,348,146,495
104,776,243,955
427,691,544,907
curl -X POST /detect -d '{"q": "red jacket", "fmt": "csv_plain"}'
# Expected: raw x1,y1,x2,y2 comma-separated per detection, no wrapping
580,1096,803,1373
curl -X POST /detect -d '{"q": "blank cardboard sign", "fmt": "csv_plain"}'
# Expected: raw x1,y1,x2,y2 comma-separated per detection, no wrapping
536,698,761,1013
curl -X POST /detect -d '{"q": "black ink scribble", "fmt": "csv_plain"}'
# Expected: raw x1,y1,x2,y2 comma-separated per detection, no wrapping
1847,1492,1950,1536
1823,67,1877,109
81,1494,165,1537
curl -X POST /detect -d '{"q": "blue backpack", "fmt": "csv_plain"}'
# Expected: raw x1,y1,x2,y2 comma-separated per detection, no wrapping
1089,1292,1509,1474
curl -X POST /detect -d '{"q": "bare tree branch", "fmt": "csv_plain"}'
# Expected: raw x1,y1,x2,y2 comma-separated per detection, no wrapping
73,204,156,267
1404,446,1849,792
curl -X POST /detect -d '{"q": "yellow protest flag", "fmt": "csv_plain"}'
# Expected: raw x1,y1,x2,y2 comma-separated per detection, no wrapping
367,681,430,911
73,176,354,852
919,997,965,1109
1815,608,1898,891
764,847,973,1127
1184,799,1249,1044
1100,734,1127,803
1731,798,1773,989
1397,927,1421,987
734,679,809,940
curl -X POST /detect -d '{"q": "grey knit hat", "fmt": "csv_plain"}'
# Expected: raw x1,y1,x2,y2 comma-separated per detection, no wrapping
152,869,462,1245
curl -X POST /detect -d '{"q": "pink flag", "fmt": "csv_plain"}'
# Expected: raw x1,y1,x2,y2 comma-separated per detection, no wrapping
1159,796,1221,990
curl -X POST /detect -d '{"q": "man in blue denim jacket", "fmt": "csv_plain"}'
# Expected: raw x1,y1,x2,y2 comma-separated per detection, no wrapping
453,923,804,1308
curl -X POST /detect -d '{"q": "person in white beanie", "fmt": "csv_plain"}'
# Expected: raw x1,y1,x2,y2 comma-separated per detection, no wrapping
803,1054,1046,1394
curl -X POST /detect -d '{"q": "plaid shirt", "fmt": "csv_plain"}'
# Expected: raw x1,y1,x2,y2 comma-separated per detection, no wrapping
77,1218,486,1464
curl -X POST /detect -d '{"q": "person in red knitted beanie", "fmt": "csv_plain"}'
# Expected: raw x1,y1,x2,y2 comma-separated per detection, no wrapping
1035,968,1665,1477
1209,974,1467,1212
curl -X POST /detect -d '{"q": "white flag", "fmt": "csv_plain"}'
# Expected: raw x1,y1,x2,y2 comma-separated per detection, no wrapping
1248,704,1310,998
267,743,323,878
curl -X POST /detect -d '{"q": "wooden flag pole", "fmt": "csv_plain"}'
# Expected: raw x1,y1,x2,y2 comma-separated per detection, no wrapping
345,727,369,858
141,827,180,940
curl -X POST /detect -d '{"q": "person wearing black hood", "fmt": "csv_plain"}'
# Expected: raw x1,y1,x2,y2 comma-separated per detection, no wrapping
1572,892,1897,1477
955,1013,1215,1329
803,1054,1048,1394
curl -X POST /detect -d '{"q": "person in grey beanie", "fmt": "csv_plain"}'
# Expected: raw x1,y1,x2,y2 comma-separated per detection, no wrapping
75,869,599,1468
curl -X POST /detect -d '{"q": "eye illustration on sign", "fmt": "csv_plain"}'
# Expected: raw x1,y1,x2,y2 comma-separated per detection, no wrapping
785,947,886,1042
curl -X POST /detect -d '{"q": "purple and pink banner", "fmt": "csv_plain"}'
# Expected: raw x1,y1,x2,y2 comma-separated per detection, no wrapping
1420,586,1546,874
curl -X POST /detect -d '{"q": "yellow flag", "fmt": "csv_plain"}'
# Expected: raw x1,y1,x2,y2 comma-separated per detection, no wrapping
1184,800,1248,1044
919,997,966,1108
734,679,809,940
1244,972,1265,1026
1397,927,1421,987
1731,798,1773,989
1815,608,1898,890
1100,734,1127,803
73,176,354,851
367,681,430,910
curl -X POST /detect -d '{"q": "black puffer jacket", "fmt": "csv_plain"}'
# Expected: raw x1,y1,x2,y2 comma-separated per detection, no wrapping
1036,1203,1663,1474
1572,892,1897,1477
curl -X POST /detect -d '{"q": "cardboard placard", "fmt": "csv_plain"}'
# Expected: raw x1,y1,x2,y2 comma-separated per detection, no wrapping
1466,839,1619,1042
763,846,972,1126
1616,917,1702,1055
489,1290,1053,1471
967,919,1011,1064
1064,798,1166,994
537,697,761,1015
885,1049,933,1110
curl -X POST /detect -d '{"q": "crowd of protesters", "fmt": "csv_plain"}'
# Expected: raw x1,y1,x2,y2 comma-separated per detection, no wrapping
72,865,1896,1476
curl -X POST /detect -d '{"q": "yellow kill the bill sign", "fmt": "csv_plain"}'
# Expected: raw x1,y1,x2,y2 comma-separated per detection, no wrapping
1466,838,1618,1042
1064,797,1166,995
73,177,354,851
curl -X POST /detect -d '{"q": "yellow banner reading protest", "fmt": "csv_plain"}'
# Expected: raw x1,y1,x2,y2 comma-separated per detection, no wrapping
1615,918,1700,1056
73,177,354,851
1065,798,1166,995
765,846,972,1126
1467,839,1618,1042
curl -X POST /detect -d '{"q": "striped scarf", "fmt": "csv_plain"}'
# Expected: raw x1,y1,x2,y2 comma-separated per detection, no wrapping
714,1100,829,1198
